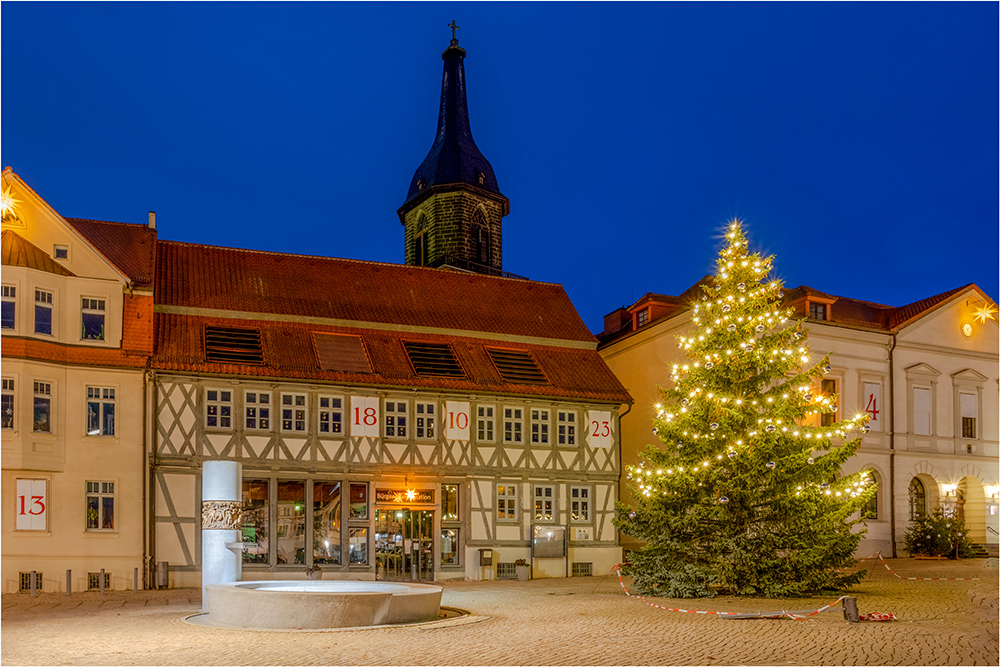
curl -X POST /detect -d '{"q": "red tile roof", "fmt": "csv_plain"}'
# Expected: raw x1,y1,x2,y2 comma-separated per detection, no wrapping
66,218,157,287
1,230,75,276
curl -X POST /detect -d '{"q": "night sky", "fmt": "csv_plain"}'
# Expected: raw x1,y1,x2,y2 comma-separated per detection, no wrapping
3,2,996,334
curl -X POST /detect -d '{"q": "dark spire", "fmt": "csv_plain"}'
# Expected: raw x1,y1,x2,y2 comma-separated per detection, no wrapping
403,28,504,205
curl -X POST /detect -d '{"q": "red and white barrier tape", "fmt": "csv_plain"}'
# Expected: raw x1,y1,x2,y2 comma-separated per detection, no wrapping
860,551,981,581
611,564,847,620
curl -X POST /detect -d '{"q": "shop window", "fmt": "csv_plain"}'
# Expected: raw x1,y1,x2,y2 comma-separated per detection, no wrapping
385,401,408,438
86,386,115,436
477,405,495,442
244,391,271,431
205,389,232,429
503,407,523,444
533,485,555,522
348,528,368,565
557,411,577,446
570,486,591,522
276,480,305,565
33,381,51,433
530,408,550,445
86,481,115,530
242,479,269,564
497,484,517,521
281,393,307,432
441,484,460,520
318,396,343,435
440,528,459,566
313,481,342,565
2,285,15,329
34,289,52,335
80,297,105,340
415,401,436,440
908,478,926,521
349,482,368,519
2,378,14,430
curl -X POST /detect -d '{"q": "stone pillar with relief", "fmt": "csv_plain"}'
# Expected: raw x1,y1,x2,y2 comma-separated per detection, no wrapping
201,460,243,610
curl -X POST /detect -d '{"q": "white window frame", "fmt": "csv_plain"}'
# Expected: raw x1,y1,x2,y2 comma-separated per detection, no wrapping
2,284,16,331
33,380,52,433
34,288,53,336
244,390,272,431
496,483,517,522
85,386,116,437
414,400,437,441
205,388,233,430
80,297,107,341
911,385,933,436
281,392,308,433
530,408,550,446
570,485,591,523
819,377,839,427
959,391,978,440
85,480,116,532
2,377,14,431
503,406,523,444
557,410,577,447
53,244,69,260
318,395,344,436
476,405,495,443
533,484,555,522
384,400,408,439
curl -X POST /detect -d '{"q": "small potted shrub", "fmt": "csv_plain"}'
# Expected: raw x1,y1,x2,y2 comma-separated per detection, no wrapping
514,558,530,581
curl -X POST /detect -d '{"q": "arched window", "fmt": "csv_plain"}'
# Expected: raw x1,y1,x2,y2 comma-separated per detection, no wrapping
414,215,428,266
471,209,489,266
862,471,878,520
908,477,926,521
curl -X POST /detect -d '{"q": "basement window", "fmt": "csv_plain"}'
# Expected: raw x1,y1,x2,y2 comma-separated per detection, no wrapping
403,342,465,378
204,325,264,365
487,348,548,384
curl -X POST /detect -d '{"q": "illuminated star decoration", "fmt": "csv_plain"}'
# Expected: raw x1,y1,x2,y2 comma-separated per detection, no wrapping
973,303,997,324
0,183,20,221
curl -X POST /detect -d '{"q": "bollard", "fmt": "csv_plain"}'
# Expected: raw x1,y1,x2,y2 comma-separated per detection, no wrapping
842,596,859,623
99,568,106,596
134,567,139,593
66,569,72,596
29,570,37,598
157,561,168,589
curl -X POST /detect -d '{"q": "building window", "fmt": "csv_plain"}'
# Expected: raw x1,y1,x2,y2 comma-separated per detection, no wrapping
441,484,460,521
637,309,649,327
912,386,931,436
245,391,271,431
415,401,436,440
276,480,305,565
34,289,53,335
477,405,495,442
809,302,827,320
53,244,69,260
497,484,517,521
86,386,115,436
384,401,408,438
242,479,269,564
206,389,233,429
440,528,460,566
348,527,368,564
349,482,368,519
959,392,977,439
530,408,550,445
2,378,14,430
281,393,307,432
81,297,106,340
2,285,15,329
313,481,341,565
503,407,523,444
820,379,837,427
557,411,577,446
908,478,926,521
862,471,878,520
318,396,343,435
86,481,115,530
570,486,591,522
33,381,51,433
533,485,555,522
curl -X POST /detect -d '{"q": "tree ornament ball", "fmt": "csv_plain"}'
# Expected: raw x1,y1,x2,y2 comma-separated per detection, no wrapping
823,365,832,374
705,362,714,369
722,304,731,313
737,283,746,291
807,457,815,465
728,450,737,458
710,422,719,430
804,394,813,402
766,424,776,433
681,398,688,406
652,427,659,435
863,424,871,433
766,461,776,469
821,483,830,490
727,324,736,332
756,325,764,333
719,496,730,504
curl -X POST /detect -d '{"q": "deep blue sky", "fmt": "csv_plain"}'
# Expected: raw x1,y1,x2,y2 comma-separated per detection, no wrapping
3,2,997,333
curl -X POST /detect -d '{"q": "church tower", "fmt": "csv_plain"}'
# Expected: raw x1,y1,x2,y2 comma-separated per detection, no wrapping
398,26,510,275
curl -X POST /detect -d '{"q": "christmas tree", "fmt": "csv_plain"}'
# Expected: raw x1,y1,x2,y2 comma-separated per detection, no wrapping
614,220,874,598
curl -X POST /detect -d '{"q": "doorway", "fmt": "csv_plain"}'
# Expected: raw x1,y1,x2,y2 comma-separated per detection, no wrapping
374,509,434,581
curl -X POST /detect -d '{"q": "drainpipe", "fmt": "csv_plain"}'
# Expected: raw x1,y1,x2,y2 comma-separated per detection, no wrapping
616,401,633,557
143,368,156,587
888,333,897,557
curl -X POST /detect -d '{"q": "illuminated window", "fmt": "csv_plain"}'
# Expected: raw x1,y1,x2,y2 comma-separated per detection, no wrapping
86,386,115,436
533,485,555,522
33,381,51,433
206,389,232,429
497,484,517,521
384,401,408,438
34,289,52,335
415,401,436,440
81,297,105,340
313,481,341,565
2,378,13,430
245,391,271,431
318,396,343,435
820,379,837,427
908,478,926,521
2,285,15,329
863,471,878,520
281,393,307,432
86,481,115,531
570,486,591,522
241,479,269,564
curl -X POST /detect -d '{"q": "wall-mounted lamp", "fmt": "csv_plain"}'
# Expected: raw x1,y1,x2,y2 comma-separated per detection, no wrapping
985,486,999,500
941,483,958,497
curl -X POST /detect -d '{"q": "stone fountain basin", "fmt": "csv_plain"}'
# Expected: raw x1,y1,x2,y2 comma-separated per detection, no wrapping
204,580,443,629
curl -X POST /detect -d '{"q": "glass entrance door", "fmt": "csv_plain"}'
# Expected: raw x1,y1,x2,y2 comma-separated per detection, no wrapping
375,509,434,581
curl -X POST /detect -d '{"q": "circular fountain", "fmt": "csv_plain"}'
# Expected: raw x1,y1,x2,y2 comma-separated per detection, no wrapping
199,580,443,630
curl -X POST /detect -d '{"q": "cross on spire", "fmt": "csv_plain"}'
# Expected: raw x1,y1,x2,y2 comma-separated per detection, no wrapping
449,20,460,42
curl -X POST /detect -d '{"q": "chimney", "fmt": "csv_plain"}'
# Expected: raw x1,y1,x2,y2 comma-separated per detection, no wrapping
148,211,156,229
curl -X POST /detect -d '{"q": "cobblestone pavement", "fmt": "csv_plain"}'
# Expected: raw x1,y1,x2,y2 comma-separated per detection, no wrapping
2,558,997,666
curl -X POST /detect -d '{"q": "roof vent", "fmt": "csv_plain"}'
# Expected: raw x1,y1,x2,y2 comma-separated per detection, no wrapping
313,333,373,373
403,341,465,377
204,325,264,365
487,348,547,384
